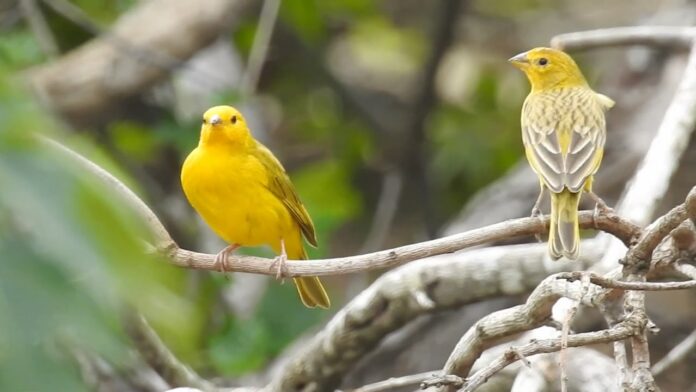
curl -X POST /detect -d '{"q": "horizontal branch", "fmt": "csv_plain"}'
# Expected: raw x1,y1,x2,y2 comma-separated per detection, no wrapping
557,272,696,291
169,211,638,277
551,26,696,51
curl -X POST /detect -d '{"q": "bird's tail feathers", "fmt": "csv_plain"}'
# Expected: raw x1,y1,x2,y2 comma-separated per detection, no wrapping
549,190,581,260
286,241,330,309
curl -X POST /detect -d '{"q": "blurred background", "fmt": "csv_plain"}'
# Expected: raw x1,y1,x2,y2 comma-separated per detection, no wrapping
2,0,696,391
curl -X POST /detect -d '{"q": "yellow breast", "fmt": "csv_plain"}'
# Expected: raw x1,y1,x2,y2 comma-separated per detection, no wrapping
181,145,294,249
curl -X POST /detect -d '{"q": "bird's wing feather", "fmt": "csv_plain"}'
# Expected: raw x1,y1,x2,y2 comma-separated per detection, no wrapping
522,89,607,193
254,143,318,247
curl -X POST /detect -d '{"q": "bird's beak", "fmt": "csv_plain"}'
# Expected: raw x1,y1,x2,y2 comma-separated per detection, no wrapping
209,114,221,125
508,51,529,68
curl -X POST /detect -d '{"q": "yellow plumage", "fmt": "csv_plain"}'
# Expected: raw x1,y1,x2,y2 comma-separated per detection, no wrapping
510,47,613,259
181,105,330,308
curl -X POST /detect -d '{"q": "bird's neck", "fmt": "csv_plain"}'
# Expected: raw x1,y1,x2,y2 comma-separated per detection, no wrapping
199,128,253,151
529,73,587,93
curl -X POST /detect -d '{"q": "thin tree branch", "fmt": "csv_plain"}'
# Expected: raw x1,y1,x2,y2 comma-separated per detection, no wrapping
360,169,403,253
239,0,281,96
626,188,695,271
19,0,59,57
169,210,634,276
344,371,436,392
124,313,217,392
457,322,638,392
39,136,174,249
557,271,696,291
438,274,599,384
551,26,696,51
652,329,696,376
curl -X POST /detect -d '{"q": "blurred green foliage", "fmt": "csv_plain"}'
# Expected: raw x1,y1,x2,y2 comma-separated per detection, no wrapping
0,81,199,390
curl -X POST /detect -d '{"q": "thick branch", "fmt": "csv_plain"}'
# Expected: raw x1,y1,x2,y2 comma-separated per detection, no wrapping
28,0,253,120
265,242,605,392
613,44,696,227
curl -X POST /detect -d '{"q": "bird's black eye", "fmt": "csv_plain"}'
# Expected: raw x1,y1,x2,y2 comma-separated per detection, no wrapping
231,115,237,124
202,118,206,124
538,58,548,66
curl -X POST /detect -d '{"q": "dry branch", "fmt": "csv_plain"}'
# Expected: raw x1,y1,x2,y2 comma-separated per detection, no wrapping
265,243,606,392
551,26,696,51
436,274,600,385
459,322,638,392
557,271,696,291
28,0,254,120
124,313,216,392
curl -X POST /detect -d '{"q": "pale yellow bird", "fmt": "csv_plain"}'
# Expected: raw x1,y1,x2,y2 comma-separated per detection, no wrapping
510,47,614,259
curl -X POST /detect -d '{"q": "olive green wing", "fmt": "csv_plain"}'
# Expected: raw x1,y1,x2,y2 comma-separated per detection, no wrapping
254,142,318,247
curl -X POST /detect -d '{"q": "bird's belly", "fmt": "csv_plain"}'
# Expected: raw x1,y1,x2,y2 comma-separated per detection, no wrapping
182,150,290,248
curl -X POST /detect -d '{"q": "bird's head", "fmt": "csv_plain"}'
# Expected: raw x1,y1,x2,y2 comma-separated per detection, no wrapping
509,47,587,91
199,105,251,147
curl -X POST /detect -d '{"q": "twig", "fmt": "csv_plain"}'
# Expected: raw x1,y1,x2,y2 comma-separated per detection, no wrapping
626,195,693,271
559,274,589,392
459,322,638,392
600,297,632,389
557,272,696,291
345,371,436,392
652,329,696,376
551,26,696,51
360,169,403,253
39,137,174,249
439,274,597,381
170,209,634,276
124,313,217,392
19,0,59,57
239,0,281,96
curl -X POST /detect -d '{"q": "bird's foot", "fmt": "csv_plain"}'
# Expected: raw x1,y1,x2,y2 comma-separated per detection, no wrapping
531,207,544,243
270,239,289,282
587,191,613,214
214,244,239,274
270,254,289,282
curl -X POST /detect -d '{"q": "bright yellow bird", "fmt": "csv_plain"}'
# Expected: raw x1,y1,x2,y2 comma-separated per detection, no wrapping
509,47,614,260
181,105,330,308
